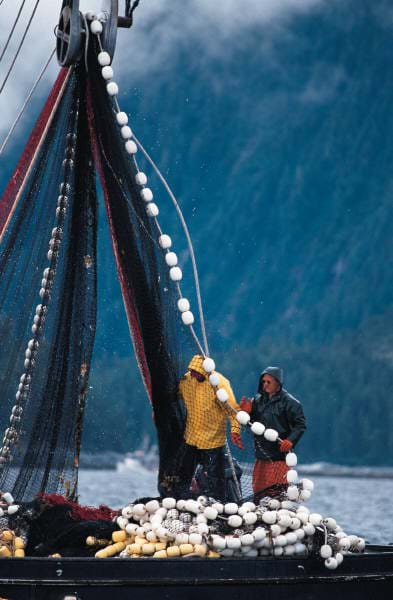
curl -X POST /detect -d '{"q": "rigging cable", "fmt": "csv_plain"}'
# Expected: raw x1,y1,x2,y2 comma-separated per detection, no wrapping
0,48,55,156
131,131,210,357
0,0,27,64
0,0,40,94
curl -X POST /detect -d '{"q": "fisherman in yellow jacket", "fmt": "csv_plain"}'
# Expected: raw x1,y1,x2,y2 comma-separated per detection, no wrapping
176,355,243,501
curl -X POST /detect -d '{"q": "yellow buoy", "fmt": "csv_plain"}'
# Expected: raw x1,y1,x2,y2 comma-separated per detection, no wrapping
14,549,25,558
127,543,142,555
193,544,208,556
86,536,96,546
95,542,126,558
1,530,13,542
155,542,167,552
135,536,147,545
142,543,155,555
14,537,25,550
112,530,128,543
167,545,181,557
179,544,194,555
153,550,168,558
0,545,12,557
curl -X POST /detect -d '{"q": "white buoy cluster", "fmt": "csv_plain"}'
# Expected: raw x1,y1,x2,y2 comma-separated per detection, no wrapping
87,19,199,335
0,131,77,469
0,491,19,518
94,495,365,567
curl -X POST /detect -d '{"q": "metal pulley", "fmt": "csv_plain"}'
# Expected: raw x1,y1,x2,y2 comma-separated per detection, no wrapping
56,0,133,67
56,0,83,67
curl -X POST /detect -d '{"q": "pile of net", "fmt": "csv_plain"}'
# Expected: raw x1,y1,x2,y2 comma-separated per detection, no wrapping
96,495,365,569
0,489,365,568
0,493,118,557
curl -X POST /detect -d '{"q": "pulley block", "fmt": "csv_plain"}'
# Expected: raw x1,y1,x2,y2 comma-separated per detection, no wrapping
56,0,83,67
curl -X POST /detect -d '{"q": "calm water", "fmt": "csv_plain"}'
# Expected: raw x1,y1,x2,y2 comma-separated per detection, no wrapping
78,468,393,545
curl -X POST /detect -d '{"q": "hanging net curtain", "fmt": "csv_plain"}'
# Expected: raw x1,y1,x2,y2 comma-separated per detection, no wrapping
0,66,97,501
85,42,195,495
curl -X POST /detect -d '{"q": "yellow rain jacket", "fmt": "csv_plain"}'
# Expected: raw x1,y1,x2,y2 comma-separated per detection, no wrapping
179,356,240,450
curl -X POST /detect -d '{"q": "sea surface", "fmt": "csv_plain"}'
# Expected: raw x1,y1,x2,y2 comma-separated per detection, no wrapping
78,466,393,546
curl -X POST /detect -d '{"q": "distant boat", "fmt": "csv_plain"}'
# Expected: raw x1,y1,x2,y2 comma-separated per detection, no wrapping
116,447,158,473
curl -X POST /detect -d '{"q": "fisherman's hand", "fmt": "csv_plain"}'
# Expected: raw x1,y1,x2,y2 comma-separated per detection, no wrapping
279,439,293,453
239,396,252,414
231,432,244,450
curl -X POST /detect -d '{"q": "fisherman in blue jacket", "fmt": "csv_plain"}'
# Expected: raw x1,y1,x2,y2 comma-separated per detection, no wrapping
240,366,306,496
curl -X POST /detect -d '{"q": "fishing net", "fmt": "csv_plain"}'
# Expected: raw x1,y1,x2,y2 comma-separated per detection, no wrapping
6,494,118,557
85,43,196,497
0,66,97,501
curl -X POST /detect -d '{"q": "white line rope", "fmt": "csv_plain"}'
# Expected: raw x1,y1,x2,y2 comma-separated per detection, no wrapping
95,119,207,357
132,133,210,358
0,48,55,156
0,0,27,64
0,0,40,94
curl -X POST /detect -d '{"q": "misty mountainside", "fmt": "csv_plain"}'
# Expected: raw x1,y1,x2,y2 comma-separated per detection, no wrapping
83,1,393,466
80,1,393,464
1,1,392,466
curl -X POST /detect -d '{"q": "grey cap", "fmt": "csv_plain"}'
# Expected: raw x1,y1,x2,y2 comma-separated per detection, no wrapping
261,366,283,385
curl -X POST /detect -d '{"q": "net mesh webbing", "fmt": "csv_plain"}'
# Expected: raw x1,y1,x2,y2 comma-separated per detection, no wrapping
0,66,97,501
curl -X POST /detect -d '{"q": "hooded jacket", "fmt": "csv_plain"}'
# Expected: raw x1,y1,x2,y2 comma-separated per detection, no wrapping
179,355,240,450
250,385,306,461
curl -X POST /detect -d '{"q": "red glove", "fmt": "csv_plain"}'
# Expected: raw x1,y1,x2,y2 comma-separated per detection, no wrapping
279,439,293,453
231,432,244,450
239,396,252,414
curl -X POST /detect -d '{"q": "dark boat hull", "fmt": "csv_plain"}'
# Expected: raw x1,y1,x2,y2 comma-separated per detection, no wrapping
0,547,392,600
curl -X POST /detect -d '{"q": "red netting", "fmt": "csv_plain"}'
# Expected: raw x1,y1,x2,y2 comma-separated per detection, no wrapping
0,69,69,238
38,493,117,521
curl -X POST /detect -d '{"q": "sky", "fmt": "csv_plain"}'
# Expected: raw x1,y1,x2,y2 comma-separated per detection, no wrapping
0,0,327,149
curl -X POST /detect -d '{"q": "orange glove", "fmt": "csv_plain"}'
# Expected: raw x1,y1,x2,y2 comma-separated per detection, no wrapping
279,439,293,453
231,432,244,450
239,396,252,414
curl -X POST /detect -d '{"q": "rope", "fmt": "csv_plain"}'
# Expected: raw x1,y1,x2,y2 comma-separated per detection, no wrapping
81,12,90,72
132,133,210,357
0,0,40,94
91,116,207,358
0,0,27,64
0,48,55,156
